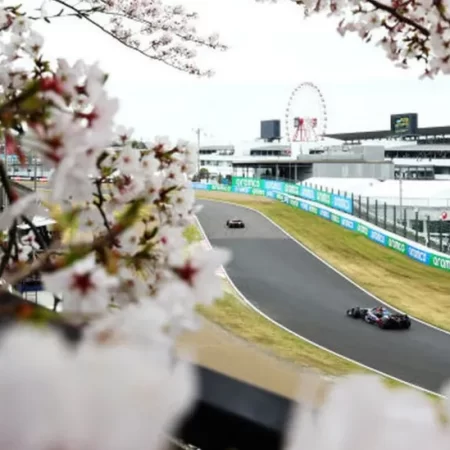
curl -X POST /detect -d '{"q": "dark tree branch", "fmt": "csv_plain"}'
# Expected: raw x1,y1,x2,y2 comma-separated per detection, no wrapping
365,0,430,35
93,178,112,233
0,161,15,205
0,220,17,277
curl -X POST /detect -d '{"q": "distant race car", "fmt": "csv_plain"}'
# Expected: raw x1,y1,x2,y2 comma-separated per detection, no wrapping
346,306,411,330
226,218,245,229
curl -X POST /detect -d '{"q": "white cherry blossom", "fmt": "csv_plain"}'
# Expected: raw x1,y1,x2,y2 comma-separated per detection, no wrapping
42,254,119,316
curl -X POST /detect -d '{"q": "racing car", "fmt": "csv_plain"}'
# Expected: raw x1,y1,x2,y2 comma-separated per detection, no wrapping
226,218,245,229
346,306,411,330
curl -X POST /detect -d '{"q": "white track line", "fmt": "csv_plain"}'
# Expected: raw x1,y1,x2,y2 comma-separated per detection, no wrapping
196,197,446,398
201,198,450,336
193,216,251,307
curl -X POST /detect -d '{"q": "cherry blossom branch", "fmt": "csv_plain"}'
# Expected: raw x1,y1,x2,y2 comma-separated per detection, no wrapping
286,0,450,76
0,81,41,122
364,0,429,35
44,0,225,76
97,10,228,50
93,179,111,233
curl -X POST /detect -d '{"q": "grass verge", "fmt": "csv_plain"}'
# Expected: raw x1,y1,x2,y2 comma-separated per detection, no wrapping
186,218,440,401
27,182,444,399
196,191,450,332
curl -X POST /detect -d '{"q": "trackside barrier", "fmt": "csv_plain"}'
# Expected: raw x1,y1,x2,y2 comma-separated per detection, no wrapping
192,181,450,273
231,176,353,214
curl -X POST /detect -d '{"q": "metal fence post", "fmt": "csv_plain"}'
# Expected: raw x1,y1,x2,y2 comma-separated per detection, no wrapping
440,220,443,252
366,197,370,221
414,209,419,242
375,200,378,226
393,205,397,234
383,202,387,230
403,209,407,238
426,215,431,247
358,195,362,218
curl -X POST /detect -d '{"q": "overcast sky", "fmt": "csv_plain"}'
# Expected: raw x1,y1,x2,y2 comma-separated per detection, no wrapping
28,0,450,144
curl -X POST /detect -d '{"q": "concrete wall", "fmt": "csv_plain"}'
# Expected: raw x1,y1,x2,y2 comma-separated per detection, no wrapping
312,162,394,180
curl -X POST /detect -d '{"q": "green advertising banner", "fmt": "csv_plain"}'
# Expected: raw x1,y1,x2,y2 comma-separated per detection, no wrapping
430,255,450,270
210,184,232,192
249,187,266,196
356,223,369,237
192,180,450,273
316,190,332,207
231,177,264,189
387,236,407,255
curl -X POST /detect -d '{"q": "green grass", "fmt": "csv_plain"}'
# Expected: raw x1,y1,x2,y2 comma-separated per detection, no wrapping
199,291,440,401
185,217,441,401
196,191,450,332
198,292,362,375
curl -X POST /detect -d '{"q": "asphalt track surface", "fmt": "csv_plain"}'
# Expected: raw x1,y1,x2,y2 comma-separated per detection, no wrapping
197,199,450,393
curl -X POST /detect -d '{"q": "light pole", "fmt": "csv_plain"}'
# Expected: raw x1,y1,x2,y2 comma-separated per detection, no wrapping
33,150,38,191
192,127,203,175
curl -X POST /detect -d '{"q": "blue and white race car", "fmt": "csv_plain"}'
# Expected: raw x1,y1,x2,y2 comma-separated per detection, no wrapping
346,306,411,330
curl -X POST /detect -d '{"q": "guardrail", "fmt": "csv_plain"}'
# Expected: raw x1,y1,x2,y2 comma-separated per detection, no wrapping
193,179,450,272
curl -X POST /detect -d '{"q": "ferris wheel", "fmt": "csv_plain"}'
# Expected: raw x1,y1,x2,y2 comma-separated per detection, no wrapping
284,82,328,143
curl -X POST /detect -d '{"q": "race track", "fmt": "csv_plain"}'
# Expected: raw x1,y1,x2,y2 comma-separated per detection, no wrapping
197,199,450,393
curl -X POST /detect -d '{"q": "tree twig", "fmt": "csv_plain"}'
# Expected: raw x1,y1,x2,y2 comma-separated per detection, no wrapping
50,0,209,75
93,179,112,233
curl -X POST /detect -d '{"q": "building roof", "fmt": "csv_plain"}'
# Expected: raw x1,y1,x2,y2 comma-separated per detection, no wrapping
232,157,298,165
200,144,235,150
250,144,291,151
386,143,450,151
231,158,391,166
325,126,450,142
